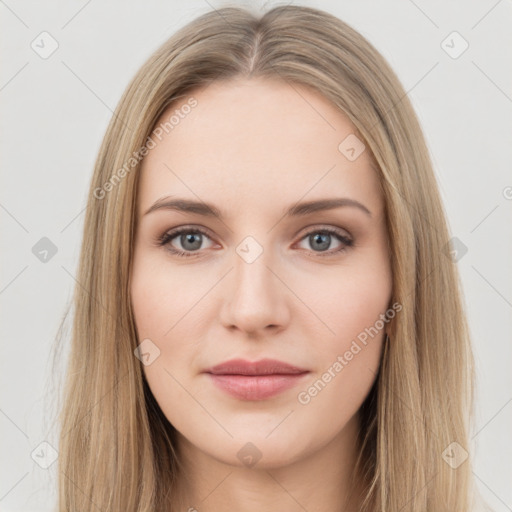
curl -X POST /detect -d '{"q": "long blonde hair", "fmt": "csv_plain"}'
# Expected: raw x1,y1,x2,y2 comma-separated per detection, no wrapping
53,5,482,511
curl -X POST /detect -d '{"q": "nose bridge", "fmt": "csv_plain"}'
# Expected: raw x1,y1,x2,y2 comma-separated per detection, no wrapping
219,234,288,334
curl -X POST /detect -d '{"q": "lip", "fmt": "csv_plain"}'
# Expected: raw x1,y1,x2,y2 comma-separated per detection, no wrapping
204,358,310,401
205,358,308,375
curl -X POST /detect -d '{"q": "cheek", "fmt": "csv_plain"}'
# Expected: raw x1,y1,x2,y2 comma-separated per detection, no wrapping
130,250,211,378
297,260,392,345
293,273,388,421
130,256,200,424
130,252,205,340
293,261,391,401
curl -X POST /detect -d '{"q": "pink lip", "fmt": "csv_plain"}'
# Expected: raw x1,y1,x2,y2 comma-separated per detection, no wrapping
204,358,310,401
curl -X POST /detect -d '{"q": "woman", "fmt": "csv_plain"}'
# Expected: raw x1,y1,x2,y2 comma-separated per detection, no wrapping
55,5,489,511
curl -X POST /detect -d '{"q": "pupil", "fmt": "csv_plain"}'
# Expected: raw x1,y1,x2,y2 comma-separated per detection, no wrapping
182,233,202,251
312,233,330,251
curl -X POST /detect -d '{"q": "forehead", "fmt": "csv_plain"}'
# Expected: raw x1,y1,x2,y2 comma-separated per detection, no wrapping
138,77,383,218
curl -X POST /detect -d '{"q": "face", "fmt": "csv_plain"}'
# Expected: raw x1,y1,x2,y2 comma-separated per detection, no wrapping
130,77,393,470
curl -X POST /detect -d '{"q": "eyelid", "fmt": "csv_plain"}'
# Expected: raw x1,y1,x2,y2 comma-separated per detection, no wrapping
157,225,217,249
295,223,351,239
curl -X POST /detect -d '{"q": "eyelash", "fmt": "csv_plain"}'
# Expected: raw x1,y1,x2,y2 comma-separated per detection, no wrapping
157,225,354,259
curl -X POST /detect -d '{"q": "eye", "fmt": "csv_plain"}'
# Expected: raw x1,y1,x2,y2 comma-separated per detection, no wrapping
157,226,215,258
157,225,354,258
295,227,353,257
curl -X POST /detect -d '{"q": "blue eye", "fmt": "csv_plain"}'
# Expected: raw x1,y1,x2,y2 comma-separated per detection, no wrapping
297,228,353,256
157,226,353,258
158,227,214,257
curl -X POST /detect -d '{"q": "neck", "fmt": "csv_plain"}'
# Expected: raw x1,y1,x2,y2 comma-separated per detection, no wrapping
171,411,365,512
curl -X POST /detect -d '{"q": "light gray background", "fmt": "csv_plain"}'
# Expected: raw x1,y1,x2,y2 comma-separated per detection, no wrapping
1,0,511,510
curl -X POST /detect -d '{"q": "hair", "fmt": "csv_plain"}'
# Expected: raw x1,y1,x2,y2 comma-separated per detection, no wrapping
52,4,486,511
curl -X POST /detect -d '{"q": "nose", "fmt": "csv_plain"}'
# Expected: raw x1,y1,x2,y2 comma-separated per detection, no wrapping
219,247,290,337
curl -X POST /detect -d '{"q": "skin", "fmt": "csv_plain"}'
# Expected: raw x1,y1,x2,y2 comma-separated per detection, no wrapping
130,77,393,512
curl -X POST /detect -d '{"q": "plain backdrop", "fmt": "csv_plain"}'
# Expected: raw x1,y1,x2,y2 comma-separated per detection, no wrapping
1,0,511,510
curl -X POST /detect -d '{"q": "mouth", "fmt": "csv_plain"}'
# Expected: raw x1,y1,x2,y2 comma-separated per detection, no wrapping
203,358,310,401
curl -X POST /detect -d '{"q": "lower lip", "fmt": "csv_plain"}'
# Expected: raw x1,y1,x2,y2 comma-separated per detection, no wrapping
206,372,310,401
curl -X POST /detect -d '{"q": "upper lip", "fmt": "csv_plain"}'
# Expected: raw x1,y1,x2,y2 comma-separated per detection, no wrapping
205,358,309,376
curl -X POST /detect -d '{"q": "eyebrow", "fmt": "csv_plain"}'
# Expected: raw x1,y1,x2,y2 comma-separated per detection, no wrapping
143,196,372,219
